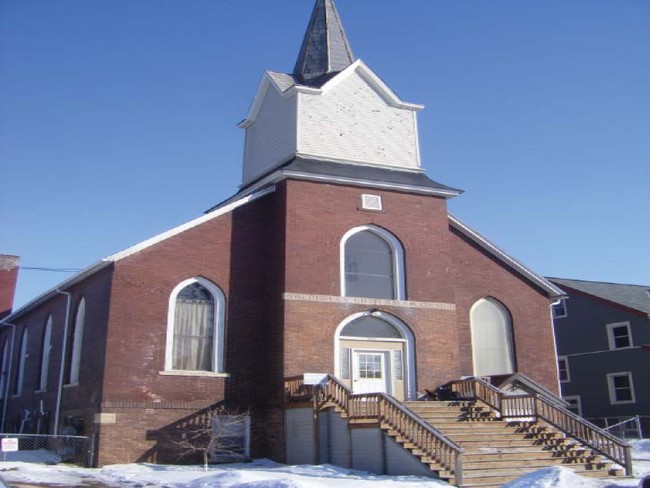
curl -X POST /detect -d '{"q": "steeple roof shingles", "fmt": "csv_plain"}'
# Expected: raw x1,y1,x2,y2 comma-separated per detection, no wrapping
293,0,355,83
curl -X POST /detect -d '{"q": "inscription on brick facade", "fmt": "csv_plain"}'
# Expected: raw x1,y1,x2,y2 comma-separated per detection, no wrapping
282,292,455,310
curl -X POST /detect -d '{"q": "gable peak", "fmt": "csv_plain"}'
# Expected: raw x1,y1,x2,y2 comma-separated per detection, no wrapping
293,0,355,83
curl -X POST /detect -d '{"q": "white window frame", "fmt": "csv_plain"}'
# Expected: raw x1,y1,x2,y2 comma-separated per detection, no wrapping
340,225,405,300
558,355,570,383
607,372,636,405
552,299,567,319
563,395,582,416
38,315,53,391
164,277,226,375
606,321,633,350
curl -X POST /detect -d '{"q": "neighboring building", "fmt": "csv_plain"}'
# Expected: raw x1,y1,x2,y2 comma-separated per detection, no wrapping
0,255,19,320
549,277,650,437
1,1,586,480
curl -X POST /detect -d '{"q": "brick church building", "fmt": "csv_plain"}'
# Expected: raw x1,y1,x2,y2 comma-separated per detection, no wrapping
1,0,570,471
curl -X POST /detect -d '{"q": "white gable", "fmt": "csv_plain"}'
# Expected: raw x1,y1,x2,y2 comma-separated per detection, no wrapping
297,62,422,170
240,61,424,186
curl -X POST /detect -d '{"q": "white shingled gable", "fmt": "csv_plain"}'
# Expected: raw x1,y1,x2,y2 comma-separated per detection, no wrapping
240,60,424,186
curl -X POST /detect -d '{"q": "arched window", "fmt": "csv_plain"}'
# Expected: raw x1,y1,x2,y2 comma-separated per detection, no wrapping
65,298,85,385
39,316,53,391
341,226,405,300
14,329,28,396
0,337,9,399
165,278,225,373
470,298,515,377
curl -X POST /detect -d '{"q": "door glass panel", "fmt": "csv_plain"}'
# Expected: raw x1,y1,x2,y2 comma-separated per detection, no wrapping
358,353,382,379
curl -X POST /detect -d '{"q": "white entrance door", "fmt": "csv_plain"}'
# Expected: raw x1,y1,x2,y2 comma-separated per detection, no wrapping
352,351,390,394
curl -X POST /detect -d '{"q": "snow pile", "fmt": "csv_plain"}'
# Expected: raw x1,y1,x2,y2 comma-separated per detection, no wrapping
502,466,607,488
631,440,650,461
98,459,450,487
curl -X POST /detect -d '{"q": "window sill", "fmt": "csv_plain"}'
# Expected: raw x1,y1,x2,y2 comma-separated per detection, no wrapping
35,389,46,394
159,370,229,378
63,383,79,388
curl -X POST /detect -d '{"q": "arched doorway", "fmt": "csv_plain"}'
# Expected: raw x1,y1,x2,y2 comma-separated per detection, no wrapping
470,297,515,377
335,311,415,400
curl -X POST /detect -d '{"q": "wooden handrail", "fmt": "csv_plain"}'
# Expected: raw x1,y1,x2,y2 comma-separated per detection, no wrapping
447,376,632,476
285,375,463,483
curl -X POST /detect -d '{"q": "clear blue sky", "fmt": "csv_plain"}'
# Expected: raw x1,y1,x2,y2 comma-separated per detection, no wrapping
2,0,649,309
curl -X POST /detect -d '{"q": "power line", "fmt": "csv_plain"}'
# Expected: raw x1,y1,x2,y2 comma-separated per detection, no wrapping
19,266,82,273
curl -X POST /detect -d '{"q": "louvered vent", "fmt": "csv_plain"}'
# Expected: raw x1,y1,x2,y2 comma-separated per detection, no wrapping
361,194,382,211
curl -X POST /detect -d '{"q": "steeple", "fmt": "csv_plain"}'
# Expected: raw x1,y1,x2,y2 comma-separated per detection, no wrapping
293,0,355,83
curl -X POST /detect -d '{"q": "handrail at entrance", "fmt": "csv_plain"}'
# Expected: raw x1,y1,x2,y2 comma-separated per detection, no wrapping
285,375,463,483
447,376,632,476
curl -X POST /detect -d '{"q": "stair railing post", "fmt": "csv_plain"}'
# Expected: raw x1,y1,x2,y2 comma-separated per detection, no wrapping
624,444,633,476
454,452,463,486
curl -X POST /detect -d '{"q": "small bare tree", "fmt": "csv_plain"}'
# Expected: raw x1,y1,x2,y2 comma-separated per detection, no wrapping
164,407,250,470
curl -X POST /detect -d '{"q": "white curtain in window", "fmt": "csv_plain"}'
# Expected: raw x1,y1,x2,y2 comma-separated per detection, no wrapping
173,299,214,371
471,298,515,376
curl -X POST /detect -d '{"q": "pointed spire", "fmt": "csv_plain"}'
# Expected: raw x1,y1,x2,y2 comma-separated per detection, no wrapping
293,0,355,83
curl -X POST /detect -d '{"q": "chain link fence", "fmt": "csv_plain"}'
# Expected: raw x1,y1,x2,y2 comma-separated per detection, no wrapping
0,433,94,466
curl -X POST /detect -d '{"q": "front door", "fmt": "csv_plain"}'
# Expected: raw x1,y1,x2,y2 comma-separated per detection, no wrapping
352,350,390,394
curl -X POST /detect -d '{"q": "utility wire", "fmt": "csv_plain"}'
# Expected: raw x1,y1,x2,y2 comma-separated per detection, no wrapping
19,266,82,273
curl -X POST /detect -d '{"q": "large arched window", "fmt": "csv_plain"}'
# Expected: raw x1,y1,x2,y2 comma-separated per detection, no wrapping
165,278,225,373
14,329,28,396
470,298,515,377
66,298,85,385
341,226,405,300
39,316,53,391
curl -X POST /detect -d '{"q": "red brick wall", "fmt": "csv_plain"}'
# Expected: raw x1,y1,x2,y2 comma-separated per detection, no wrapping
0,255,19,319
450,227,559,393
1,265,113,437
279,179,558,394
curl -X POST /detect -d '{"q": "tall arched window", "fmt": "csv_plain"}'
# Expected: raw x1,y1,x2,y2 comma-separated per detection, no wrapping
165,278,225,373
470,298,515,377
39,316,53,391
0,337,9,399
66,298,85,385
341,226,405,300
14,329,28,396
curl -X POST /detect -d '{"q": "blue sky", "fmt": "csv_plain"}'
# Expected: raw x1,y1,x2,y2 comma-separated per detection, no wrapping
1,0,649,309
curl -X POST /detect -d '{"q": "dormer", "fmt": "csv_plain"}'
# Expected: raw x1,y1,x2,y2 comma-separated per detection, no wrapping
239,0,424,187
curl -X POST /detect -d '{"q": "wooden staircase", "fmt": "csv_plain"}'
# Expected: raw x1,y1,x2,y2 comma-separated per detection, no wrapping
400,400,624,487
284,375,632,487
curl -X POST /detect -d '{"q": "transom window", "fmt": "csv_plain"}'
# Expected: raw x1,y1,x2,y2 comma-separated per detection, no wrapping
607,372,635,404
166,278,225,373
340,316,402,339
341,226,404,300
607,322,632,350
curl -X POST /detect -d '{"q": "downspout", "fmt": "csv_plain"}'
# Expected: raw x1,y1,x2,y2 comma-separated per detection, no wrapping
0,321,17,431
54,289,72,435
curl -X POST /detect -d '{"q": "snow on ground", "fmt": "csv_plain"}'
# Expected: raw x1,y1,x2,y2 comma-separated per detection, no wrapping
0,440,648,488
